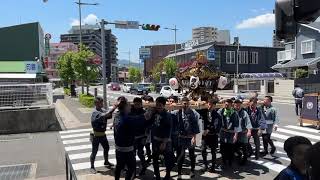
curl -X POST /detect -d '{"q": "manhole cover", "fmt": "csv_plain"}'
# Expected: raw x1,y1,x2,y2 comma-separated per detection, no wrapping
0,134,31,142
0,164,35,180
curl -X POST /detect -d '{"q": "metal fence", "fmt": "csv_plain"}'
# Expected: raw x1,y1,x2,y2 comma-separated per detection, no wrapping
0,83,53,110
65,152,77,180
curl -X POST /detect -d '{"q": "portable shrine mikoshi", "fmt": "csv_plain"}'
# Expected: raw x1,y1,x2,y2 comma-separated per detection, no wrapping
299,93,320,130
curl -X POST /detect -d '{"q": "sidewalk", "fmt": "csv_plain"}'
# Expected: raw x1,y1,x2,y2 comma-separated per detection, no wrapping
55,96,92,129
215,90,294,104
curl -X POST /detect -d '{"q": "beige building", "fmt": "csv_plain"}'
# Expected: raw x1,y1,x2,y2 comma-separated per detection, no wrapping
192,27,230,45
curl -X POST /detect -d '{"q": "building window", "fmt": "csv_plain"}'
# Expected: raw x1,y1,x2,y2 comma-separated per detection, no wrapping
238,51,248,64
250,52,259,64
226,51,235,64
301,39,315,54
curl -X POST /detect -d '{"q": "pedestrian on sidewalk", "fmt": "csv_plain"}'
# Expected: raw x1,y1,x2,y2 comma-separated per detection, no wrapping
129,97,148,176
90,97,117,174
218,99,241,168
114,98,137,180
245,97,267,160
145,96,173,180
292,85,304,116
274,136,312,180
261,96,279,156
234,99,252,165
201,99,222,173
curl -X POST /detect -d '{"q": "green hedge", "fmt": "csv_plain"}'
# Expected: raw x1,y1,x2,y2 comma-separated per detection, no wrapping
79,94,95,108
150,84,156,92
64,88,71,96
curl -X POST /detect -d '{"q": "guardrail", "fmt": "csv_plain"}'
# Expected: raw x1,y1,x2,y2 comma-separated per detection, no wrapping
0,83,53,110
65,152,78,180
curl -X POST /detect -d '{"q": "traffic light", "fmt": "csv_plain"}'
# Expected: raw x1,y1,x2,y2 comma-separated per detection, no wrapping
275,0,320,40
141,24,160,31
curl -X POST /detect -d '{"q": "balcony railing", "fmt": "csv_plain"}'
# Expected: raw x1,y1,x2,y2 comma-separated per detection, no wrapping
277,49,295,63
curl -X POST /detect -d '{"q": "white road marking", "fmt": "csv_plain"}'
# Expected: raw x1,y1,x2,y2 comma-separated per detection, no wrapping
65,144,91,151
61,131,113,139
277,128,320,141
63,135,114,145
60,128,92,134
69,150,116,160
251,159,286,173
285,125,320,134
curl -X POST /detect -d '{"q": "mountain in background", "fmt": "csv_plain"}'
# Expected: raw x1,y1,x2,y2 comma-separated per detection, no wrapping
118,59,141,68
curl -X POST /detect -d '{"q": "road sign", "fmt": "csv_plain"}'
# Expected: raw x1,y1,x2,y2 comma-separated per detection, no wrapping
139,48,151,59
115,21,139,29
207,48,215,60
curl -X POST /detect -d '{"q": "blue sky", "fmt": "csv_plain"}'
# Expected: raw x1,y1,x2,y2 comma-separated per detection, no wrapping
0,0,276,62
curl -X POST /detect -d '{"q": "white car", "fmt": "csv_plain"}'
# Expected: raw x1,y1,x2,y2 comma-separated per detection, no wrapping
122,83,133,93
160,86,181,98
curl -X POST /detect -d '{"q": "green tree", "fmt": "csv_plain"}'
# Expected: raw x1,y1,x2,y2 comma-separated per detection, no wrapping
128,67,142,83
295,68,308,78
73,44,97,95
57,51,76,87
151,61,164,83
163,58,177,79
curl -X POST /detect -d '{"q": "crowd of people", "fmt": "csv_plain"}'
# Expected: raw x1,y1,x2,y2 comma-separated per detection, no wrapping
89,94,319,180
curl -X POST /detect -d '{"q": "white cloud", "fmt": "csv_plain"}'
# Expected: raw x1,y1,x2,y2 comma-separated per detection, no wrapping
251,8,266,13
70,19,80,26
70,14,99,26
83,14,99,25
236,13,275,29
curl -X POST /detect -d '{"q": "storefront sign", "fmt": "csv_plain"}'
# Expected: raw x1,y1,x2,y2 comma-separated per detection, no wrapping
207,48,215,60
301,96,318,120
182,40,199,50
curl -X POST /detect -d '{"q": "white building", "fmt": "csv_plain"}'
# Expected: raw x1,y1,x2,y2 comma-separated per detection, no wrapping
192,27,230,45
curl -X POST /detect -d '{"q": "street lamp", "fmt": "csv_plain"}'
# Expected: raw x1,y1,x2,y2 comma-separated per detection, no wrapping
164,25,178,60
75,0,99,46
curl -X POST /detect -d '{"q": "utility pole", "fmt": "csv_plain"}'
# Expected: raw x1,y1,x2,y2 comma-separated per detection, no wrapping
75,1,98,46
164,25,178,60
235,37,240,93
101,19,107,108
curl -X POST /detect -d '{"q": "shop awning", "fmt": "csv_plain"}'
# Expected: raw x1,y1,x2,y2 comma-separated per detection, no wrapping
240,73,286,80
272,57,320,69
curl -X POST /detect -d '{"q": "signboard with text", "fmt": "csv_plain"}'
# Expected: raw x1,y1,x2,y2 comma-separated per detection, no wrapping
181,40,199,50
115,21,139,29
25,61,39,74
139,47,151,59
207,48,215,60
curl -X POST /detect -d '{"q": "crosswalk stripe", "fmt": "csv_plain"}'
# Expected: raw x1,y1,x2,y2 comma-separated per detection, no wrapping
251,159,286,173
60,128,92,134
63,135,114,145
69,150,116,160
73,155,139,171
65,144,92,151
285,125,320,134
61,131,113,139
277,128,320,141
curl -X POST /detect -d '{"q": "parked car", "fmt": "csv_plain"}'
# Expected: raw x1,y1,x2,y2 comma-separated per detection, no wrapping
130,84,149,95
122,83,133,93
139,83,152,92
160,86,181,97
109,82,121,91
155,83,168,93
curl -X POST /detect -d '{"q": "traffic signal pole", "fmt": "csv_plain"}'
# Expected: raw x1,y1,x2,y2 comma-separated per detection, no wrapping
101,19,107,109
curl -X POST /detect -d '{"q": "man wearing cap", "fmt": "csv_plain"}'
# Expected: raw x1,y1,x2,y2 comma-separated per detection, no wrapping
234,99,252,165
90,96,118,174
172,97,200,179
218,99,241,168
